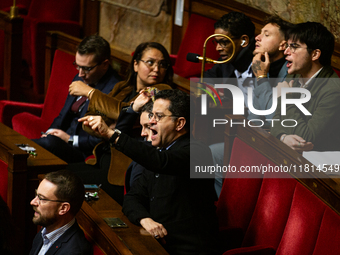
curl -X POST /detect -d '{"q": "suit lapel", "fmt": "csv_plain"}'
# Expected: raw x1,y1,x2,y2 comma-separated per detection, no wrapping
45,221,79,255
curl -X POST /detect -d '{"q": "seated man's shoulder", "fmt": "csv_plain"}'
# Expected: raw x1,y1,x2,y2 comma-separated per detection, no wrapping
60,223,93,254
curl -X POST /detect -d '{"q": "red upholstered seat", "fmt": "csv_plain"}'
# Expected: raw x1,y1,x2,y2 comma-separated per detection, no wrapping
219,137,340,255
216,138,267,250
276,184,328,255
10,49,78,138
0,49,77,138
239,171,297,253
21,0,81,99
312,208,340,254
172,14,220,79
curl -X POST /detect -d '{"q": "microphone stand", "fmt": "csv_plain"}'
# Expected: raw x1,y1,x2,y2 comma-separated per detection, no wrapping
9,0,19,19
200,34,235,83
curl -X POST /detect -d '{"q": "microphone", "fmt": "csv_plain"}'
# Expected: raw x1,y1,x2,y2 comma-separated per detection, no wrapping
186,53,215,64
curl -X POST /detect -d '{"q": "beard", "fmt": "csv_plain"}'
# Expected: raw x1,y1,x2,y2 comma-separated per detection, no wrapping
32,207,58,227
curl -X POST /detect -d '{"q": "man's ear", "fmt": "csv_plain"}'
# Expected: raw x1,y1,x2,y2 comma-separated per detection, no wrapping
279,40,287,51
103,59,109,66
175,117,186,132
58,202,71,216
311,49,321,61
240,35,250,47
102,59,110,70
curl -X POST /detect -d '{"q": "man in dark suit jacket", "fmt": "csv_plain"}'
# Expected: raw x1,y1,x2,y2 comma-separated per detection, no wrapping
29,170,92,255
32,35,121,163
271,22,340,152
80,89,221,255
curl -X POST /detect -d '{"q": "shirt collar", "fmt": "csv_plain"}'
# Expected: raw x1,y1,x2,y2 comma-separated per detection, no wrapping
299,67,323,88
234,62,253,79
41,218,76,245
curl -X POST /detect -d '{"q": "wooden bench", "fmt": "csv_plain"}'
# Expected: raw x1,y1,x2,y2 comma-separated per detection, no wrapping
77,188,168,255
0,122,67,254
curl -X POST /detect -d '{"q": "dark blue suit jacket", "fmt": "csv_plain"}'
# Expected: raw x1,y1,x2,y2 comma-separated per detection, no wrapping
49,66,121,155
29,221,93,255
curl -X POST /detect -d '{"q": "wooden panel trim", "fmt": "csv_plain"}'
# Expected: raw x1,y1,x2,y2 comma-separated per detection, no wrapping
77,201,129,255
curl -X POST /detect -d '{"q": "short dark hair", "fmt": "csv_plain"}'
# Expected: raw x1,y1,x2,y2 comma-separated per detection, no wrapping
44,170,85,216
214,12,255,39
287,22,334,66
77,35,111,64
264,15,294,39
154,89,190,132
141,101,153,113
125,42,173,88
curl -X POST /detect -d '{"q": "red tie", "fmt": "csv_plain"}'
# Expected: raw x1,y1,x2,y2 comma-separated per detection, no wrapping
71,96,88,113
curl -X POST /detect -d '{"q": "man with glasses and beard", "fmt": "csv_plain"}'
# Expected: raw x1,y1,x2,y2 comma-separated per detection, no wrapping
29,170,92,255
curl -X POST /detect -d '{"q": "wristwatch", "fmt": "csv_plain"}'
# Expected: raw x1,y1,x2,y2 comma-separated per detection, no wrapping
68,136,74,145
109,129,121,146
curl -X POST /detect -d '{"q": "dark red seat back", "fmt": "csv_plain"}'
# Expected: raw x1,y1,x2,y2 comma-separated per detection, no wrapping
242,170,297,250
27,0,80,21
41,49,78,123
21,0,81,98
12,49,78,138
173,14,220,78
216,138,267,249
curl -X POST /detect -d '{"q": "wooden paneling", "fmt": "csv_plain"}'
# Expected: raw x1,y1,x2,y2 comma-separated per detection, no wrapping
0,10,23,100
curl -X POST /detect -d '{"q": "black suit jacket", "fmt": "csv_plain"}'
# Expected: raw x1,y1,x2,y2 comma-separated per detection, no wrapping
115,106,145,192
119,132,220,255
29,221,93,255
49,66,121,155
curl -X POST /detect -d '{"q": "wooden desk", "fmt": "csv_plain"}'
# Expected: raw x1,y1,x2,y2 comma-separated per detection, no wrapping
77,189,169,255
0,122,67,254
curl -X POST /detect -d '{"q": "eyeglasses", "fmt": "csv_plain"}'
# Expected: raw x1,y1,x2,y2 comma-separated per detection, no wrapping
73,61,101,74
139,59,169,70
284,43,309,53
34,190,67,205
212,38,234,48
148,112,178,122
